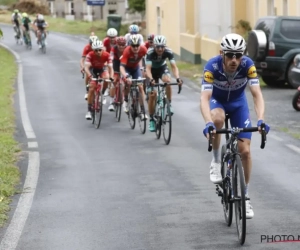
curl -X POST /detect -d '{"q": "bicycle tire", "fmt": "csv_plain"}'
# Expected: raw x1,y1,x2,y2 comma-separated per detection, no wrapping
115,83,122,122
155,100,162,139
233,155,246,245
95,88,103,129
128,90,136,129
221,144,233,226
162,98,172,145
292,91,300,111
138,101,146,134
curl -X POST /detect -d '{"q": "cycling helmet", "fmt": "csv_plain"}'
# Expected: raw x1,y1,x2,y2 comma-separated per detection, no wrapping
22,13,28,18
116,36,126,46
37,14,44,21
147,34,155,41
129,34,141,46
220,33,246,53
89,35,98,44
92,40,104,50
129,24,139,33
153,35,167,46
14,9,19,13
107,28,118,37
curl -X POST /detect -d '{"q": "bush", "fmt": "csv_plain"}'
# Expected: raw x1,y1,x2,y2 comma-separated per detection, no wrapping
9,0,49,15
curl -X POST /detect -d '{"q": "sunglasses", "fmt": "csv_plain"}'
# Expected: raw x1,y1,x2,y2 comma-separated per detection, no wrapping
155,45,165,49
131,45,139,48
94,49,102,52
225,52,243,59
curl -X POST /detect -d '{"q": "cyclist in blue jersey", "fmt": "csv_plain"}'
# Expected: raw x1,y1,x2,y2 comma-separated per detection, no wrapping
200,33,270,219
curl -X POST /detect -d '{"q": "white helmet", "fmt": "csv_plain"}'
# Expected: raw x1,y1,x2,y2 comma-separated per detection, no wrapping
92,40,104,50
107,28,118,37
129,34,141,46
89,35,98,44
37,14,44,21
220,33,246,52
153,35,166,46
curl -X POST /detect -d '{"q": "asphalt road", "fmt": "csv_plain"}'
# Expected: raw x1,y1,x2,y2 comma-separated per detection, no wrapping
0,25,300,250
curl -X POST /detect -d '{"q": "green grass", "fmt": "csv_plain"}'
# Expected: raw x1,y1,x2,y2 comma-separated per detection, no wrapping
0,47,20,226
1,0,18,5
278,127,300,140
175,61,204,82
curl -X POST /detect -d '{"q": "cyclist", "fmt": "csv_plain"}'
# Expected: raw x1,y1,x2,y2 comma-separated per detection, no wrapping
80,34,99,100
11,9,22,39
144,34,155,49
142,34,155,93
21,13,31,45
34,14,48,49
145,35,183,132
103,28,118,53
84,40,114,120
108,36,127,112
120,34,148,120
124,24,144,46
32,13,40,38
200,33,270,219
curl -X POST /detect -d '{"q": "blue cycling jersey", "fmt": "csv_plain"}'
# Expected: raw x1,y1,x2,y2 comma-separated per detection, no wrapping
201,55,259,102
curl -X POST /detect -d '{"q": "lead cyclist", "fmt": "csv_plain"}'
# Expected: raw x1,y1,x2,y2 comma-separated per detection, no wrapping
200,33,270,219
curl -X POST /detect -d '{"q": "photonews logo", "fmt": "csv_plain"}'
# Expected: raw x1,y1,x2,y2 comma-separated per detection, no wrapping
261,235,300,243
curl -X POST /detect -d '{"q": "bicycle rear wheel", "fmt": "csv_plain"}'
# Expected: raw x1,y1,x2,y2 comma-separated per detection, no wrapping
162,98,172,145
233,156,246,245
128,91,136,129
95,88,103,129
221,144,233,226
115,83,122,122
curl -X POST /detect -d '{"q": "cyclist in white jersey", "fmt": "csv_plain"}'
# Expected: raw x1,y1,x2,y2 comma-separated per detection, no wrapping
125,24,144,46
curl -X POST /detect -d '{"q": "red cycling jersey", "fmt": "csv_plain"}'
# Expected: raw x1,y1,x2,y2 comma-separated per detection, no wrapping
82,44,92,57
103,37,116,54
110,45,126,61
120,45,147,69
144,41,152,49
85,51,112,69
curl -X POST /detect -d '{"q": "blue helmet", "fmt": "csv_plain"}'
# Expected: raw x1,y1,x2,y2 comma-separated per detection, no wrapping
129,24,139,34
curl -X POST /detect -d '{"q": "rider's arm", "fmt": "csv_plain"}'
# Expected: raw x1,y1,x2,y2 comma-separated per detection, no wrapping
84,53,93,78
80,56,86,70
247,65,265,121
106,54,114,78
170,60,180,79
120,52,128,78
200,70,214,124
120,64,127,79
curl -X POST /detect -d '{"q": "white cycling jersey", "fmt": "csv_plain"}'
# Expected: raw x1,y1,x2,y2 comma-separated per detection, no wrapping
11,13,22,21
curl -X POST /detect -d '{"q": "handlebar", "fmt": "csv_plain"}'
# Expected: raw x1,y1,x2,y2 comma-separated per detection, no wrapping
91,78,111,83
153,82,182,94
207,124,267,152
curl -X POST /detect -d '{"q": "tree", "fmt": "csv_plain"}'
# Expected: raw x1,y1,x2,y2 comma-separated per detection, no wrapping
128,0,145,13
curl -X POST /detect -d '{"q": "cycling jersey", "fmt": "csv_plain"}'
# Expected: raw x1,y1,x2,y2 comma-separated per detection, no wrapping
120,45,147,69
11,13,21,26
110,45,125,73
35,20,47,30
144,41,153,49
82,44,93,57
124,33,144,46
103,37,116,53
85,51,112,69
202,55,260,139
22,17,31,31
145,47,175,68
201,55,259,102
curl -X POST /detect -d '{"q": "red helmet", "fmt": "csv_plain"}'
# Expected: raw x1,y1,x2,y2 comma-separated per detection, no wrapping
116,36,126,46
148,34,155,41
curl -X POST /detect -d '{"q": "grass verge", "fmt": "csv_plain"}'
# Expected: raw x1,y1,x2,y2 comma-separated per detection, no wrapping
278,127,300,140
0,47,20,226
0,12,129,38
175,60,203,83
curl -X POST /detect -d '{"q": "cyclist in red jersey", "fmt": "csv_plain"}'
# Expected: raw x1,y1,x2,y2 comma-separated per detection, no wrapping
108,36,127,111
144,34,155,49
80,34,98,100
103,28,118,53
120,35,148,120
84,40,114,120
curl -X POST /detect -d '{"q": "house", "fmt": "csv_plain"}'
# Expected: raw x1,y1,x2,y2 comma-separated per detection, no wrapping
146,0,300,64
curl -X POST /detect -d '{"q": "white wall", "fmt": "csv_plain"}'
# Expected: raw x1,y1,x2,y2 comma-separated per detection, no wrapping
198,0,232,40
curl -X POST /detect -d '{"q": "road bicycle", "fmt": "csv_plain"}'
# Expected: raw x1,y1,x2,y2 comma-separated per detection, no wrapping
23,29,32,50
151,82,181,145
14,25,22,45
114,73,123,122
90,77,111,129
40,31,46,54
207,114,267,245
127,77,147,134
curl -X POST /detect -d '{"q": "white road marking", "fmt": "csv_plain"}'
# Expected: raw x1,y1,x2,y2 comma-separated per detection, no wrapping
0,44,40,250
28,142,38,148
0,152,40,250
286,144,300,154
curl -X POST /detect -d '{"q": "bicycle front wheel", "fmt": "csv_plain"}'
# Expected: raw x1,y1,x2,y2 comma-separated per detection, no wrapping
155,102,162,139
233,156,246,245
138,101,146,134
128,91,136,129
162,98,172,145
95,89,103,129
115,83,122,122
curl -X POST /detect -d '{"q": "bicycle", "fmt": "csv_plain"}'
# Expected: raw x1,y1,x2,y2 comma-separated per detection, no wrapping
151,82,181,145
14,25,22,45
23,29,32,50
90,77,111,129
127,77,147,134
207,114,267,245
114,73,123,122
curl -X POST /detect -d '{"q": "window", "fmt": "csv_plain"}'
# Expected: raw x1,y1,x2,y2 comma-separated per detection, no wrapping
109,10,116,14
280,19,300,39
254,19,275,36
